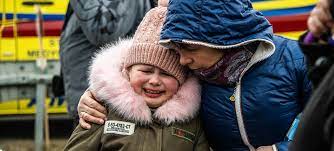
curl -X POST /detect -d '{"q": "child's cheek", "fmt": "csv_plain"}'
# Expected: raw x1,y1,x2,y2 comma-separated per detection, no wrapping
129,74,148,94
162,78,179,95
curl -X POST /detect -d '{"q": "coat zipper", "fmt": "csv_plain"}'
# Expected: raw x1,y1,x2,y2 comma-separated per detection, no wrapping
159,127,163,151
233,41,275,151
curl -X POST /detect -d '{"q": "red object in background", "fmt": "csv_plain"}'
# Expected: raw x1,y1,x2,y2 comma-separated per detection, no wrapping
1,20,63,37
267,13,309,33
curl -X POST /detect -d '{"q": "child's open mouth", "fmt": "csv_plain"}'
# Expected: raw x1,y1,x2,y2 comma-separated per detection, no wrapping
143,88,165,98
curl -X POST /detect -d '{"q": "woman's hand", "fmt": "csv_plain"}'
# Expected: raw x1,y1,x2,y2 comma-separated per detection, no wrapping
256,146,274,151
77,90,107,129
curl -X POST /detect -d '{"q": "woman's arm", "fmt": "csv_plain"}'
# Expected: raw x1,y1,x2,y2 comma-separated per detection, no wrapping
77,90,107,129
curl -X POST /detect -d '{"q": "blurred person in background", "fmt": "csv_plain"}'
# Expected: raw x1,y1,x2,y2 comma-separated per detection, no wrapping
307,0,334,38
59,0,153,128
290,0,334,150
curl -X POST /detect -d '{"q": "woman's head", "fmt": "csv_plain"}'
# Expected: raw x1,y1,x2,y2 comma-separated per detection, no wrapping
169,41,259,70
170,41,258,86
171,43,224,70
123,0,187,108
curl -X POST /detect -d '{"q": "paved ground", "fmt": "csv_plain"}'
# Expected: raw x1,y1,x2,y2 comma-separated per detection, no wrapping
0,139,67,151
0,116,73,151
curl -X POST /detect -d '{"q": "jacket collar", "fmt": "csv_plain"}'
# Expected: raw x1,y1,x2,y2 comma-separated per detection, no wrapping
89,38,201,125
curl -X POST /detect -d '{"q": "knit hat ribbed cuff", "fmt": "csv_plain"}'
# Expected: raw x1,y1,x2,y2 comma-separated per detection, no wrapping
125,43,186,84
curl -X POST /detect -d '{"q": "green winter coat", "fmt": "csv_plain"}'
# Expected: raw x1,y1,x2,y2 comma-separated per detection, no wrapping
64,111,209,151
64,39,209,151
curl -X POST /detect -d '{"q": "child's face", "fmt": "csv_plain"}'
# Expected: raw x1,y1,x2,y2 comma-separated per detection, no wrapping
128,64,179,108
173,43,223,70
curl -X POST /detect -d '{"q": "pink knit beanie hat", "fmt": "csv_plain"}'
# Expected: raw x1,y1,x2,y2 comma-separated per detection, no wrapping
124,0,187,84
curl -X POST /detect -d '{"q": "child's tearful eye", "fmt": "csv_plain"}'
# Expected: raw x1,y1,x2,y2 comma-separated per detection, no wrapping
160,71,172,77
140,70,153,74
137,65,155,74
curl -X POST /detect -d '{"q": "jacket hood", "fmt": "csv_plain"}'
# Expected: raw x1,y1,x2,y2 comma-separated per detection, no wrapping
88,38,201,125
159,0,274,49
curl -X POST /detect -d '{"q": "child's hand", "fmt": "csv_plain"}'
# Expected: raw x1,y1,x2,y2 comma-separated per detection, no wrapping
77,90,107,129
256,146,274,151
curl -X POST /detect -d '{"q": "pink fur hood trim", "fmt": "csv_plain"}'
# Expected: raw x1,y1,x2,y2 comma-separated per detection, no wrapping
89,38,201,125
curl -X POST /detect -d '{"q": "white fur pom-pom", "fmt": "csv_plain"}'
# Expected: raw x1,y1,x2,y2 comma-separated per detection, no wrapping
158,0,169,7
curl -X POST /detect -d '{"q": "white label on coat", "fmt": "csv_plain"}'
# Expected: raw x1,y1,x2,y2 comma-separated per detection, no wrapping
104,120,135,135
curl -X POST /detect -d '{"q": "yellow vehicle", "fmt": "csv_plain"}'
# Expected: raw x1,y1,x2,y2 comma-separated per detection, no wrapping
0,0,316,117
0,0,68,116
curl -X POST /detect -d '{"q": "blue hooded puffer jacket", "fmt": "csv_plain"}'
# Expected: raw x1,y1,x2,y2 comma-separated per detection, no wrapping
159,0,312,151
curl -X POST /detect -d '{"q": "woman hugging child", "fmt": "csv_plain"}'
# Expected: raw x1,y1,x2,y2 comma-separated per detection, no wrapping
64,1,209,150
